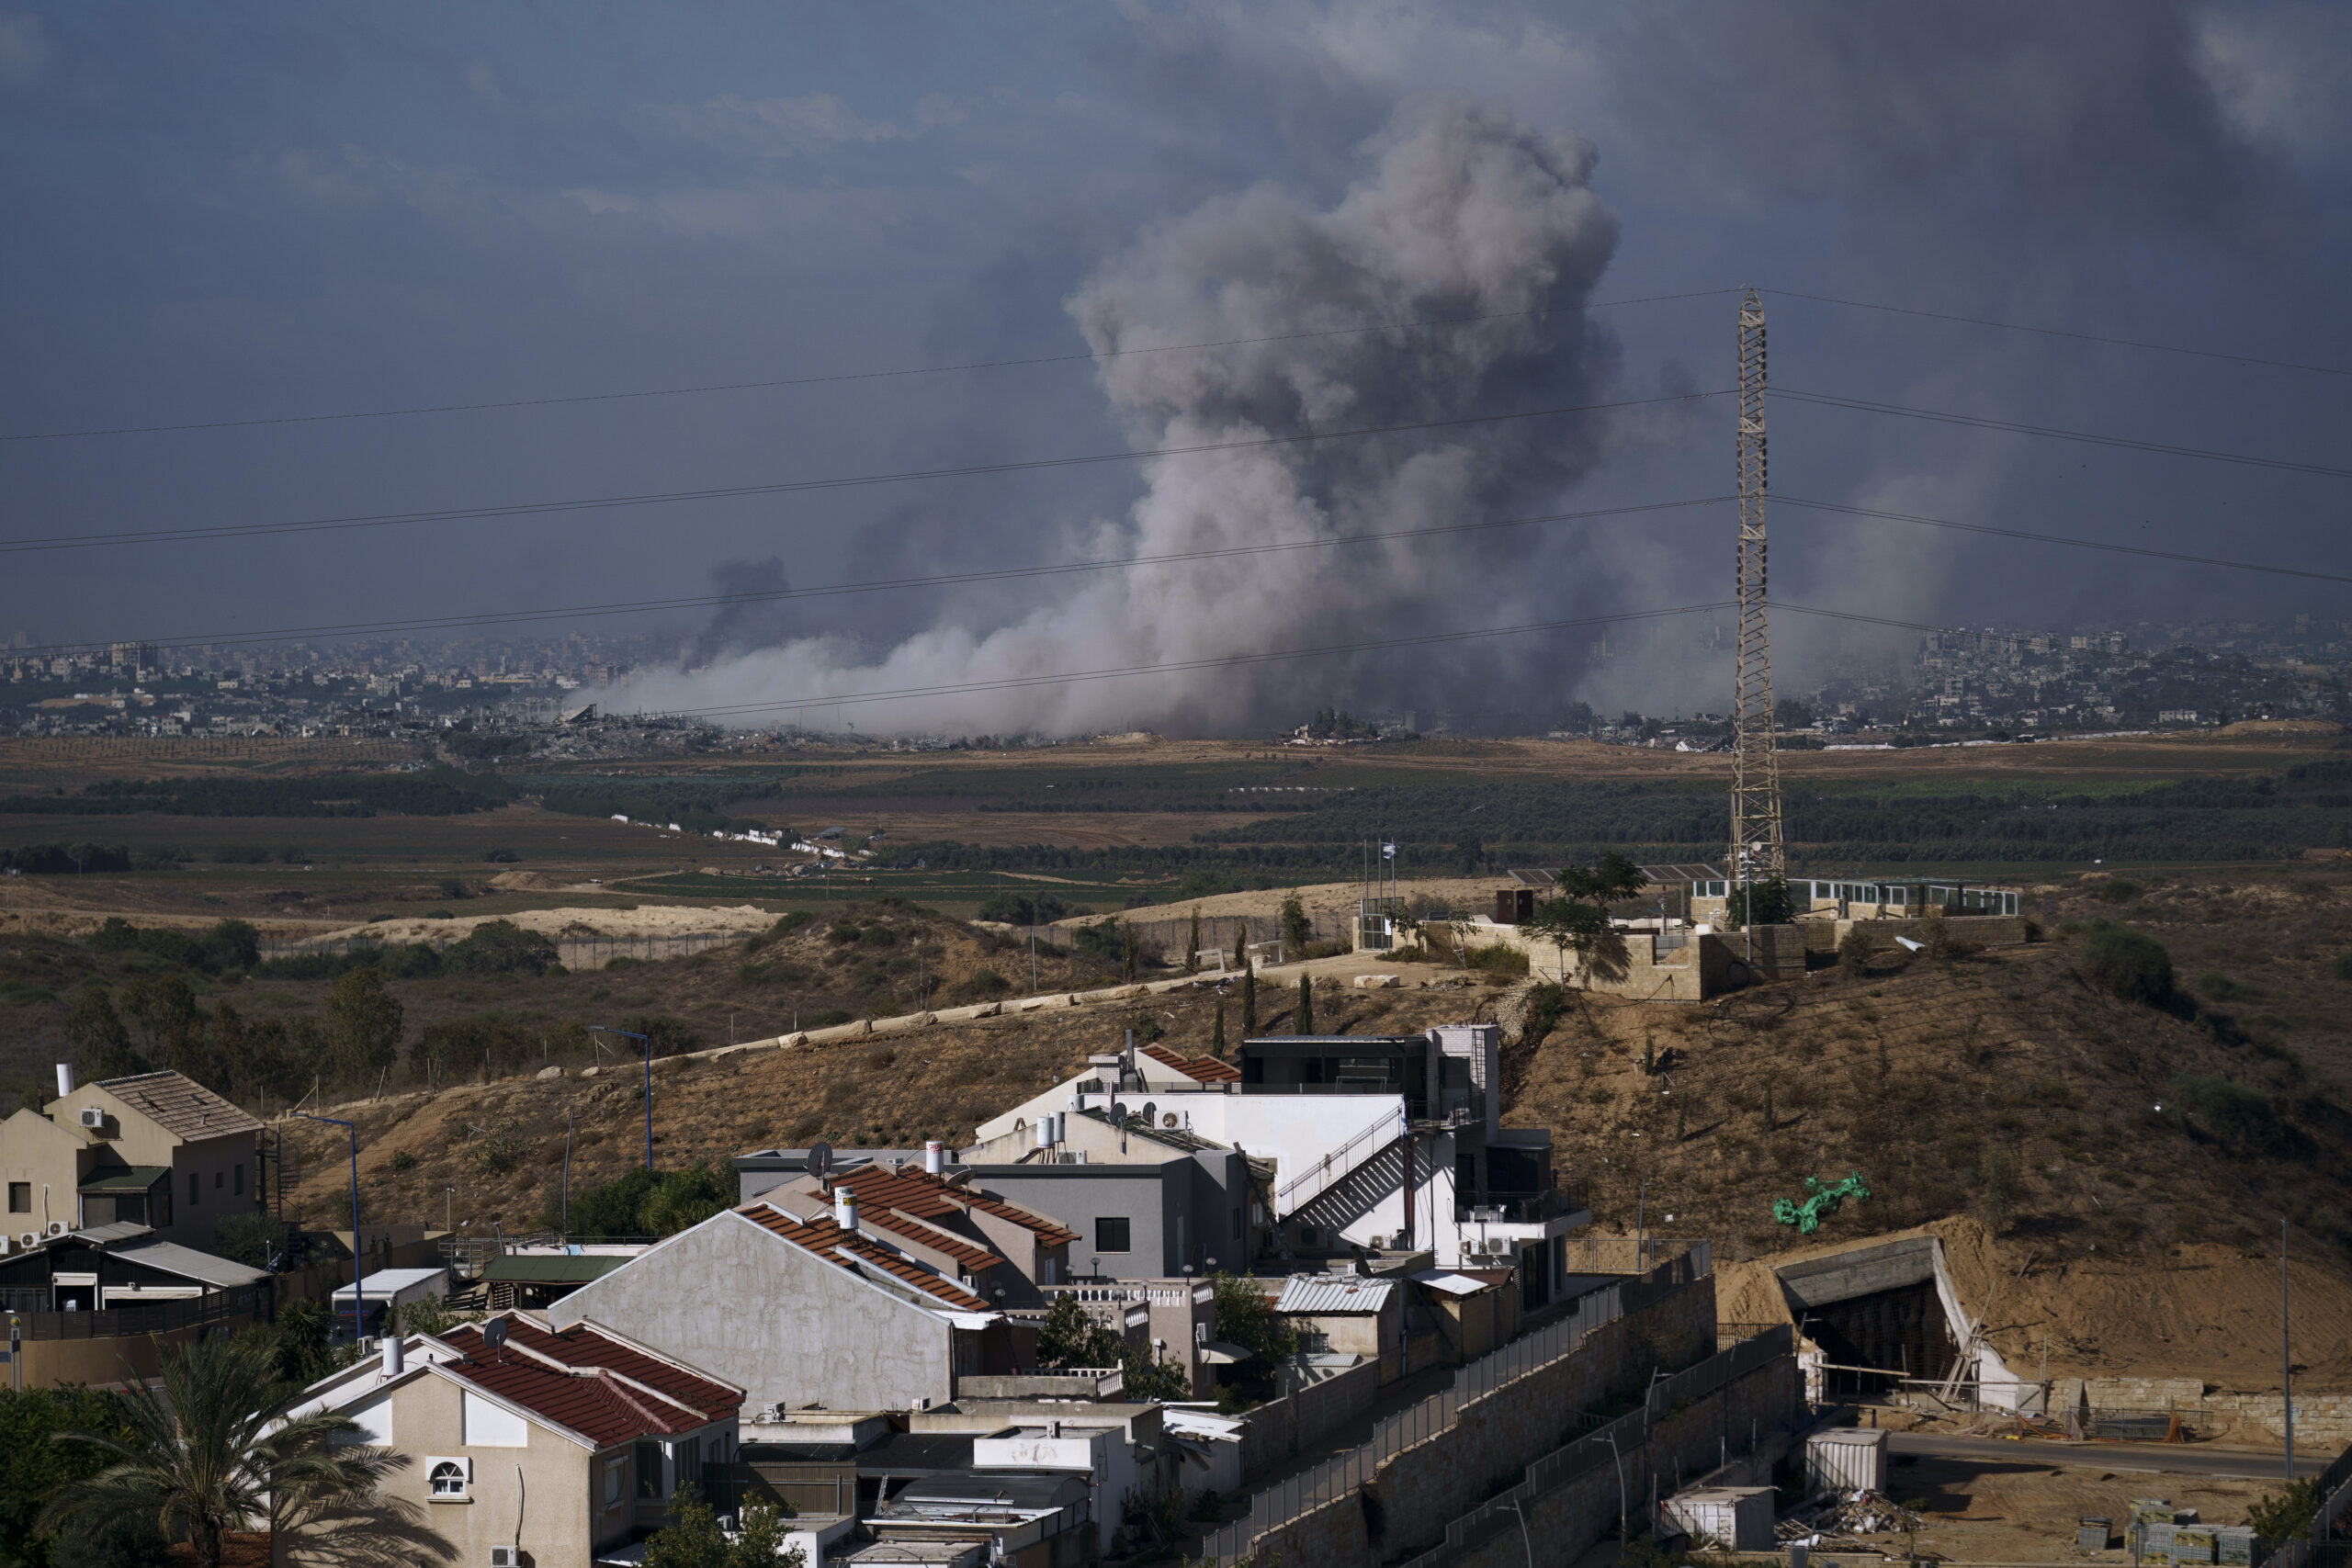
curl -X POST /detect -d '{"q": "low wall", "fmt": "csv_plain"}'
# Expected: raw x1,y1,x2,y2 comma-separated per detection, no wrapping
1800,915,2029,952
1238,1359,1385,1482
2055,1377,2352,1450
1364,1280,1717,1558
20,1310,261,1388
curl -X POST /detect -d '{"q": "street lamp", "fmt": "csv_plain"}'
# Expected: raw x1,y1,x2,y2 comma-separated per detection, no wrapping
1600,1427,1629,1545
593,1026,654,1169
297,1112,364,1339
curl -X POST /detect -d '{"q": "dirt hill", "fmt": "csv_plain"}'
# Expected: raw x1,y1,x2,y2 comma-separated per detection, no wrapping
272,871,2352,1388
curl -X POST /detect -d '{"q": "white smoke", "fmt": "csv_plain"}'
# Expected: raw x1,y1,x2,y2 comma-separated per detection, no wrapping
605,100,1624,736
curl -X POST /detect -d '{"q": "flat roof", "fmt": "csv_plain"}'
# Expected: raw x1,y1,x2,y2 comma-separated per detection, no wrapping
1238,1035,1419,1057
332,1267,447,1299
481,1253,632,1284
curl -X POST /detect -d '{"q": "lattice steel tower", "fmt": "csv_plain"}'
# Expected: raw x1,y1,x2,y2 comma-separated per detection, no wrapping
1729,288,1785,883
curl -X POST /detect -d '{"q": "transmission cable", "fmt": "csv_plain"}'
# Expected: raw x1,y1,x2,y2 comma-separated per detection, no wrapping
1764,288,2350,379
0,288,1739,445
6,496,1734,658
1776,496,2352,585
1775,389,2352,480
0,389,1727,556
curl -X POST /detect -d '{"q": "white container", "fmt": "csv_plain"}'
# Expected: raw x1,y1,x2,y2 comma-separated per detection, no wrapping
1805,1427,1888,1495
1665,1486,1777,1551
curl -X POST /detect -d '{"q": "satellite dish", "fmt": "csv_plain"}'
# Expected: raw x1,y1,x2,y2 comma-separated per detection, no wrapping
1141,1101,1157,1129
481,1319,509,1354
806,1142,833,1179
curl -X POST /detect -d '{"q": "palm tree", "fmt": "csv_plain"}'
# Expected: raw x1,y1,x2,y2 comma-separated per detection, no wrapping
42,1330,444,1568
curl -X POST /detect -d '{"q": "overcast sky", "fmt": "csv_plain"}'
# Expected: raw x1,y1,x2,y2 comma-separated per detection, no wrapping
2,2,2347,732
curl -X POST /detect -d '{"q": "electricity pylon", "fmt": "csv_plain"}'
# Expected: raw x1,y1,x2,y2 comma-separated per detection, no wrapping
1730,288,1785,885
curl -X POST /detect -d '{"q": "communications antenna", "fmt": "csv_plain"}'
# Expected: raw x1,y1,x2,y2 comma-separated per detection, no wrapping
1730,289,1785,885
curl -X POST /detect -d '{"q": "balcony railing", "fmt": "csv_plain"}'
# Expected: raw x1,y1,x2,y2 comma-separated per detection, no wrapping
1455,1183,1592,1226
6,1286,266,1340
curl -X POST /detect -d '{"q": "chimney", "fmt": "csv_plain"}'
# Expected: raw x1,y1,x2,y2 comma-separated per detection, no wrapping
924,1140,945,1177
54,1064,74,1098
382,1335,405,1378
834,1187,859,1235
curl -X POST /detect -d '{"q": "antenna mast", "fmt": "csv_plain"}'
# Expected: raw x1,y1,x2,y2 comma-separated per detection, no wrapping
1730,288,1785,884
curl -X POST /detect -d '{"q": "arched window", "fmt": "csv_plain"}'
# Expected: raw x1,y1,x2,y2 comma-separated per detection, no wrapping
429,1461,468,1499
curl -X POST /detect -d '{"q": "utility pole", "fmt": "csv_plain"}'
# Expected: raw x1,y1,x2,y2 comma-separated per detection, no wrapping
593,1025,654,1169
1729,288,1785,886
2283,1215,2294,1481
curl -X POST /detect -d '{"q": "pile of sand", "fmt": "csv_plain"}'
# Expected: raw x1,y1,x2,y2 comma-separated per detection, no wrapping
1717,1217,2352,1391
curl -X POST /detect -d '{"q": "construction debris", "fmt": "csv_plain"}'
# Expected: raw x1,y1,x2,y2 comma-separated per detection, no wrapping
1776,1490,1928,1551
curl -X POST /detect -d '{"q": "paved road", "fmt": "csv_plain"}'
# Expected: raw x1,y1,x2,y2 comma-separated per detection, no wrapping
1890,1430,2320,1481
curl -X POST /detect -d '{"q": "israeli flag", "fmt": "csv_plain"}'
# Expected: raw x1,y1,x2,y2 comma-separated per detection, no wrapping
1381,841,1396,860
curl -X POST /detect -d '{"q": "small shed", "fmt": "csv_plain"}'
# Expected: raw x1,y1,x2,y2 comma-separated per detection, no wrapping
1273,1274,1403,1382
1161,1407,1247,1496
481,1250,632,1310
1805,1427,1888,1495
1409,1268,1517,1361
1665,1485,1776,1551
330,1267,447,1336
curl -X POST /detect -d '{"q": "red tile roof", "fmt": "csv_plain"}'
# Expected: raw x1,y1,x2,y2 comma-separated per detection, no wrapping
833,1163,1081,1250
738,1202,991,1312
432,1316,740,1447
1142,1043,1241,1083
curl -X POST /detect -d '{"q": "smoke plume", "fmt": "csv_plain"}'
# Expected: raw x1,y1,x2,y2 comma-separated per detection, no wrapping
609,100,1624,735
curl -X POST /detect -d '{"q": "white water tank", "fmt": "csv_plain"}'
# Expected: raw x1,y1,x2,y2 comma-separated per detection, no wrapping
55,1064,74,1097
834,1188,859,1235
924,1140,944,1176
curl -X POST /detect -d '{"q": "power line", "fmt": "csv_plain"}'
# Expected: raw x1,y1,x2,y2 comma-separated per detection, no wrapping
1776,388,2352,480
1777,496,2352,585
6,495,1736,657
0,288,1740,445
0,389,1728,556
1765,288,2351,379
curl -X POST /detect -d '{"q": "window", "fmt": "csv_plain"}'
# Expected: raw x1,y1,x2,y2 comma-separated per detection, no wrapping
426,1460,469,1501
675,1437,700,1491
604,1457,627,1507
233,1163,244,1196
155,1187,171,1228
1094,1216,1131,1254
636,1441,664,1499
189,1173,199,1206
214,1170,223,1190
6,1183,26,1214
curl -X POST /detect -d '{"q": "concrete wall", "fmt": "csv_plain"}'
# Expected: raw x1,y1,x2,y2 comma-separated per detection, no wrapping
548,1211,954,1415
1246,1327,1799,1568
278,1369,605,1568
2052,1376,2352,1450
0,1108,87,1238
17,1311,260,1388
1363,1279,1718,1558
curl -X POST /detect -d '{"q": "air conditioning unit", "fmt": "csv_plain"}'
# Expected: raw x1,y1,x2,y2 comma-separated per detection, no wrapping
17,1233,39,1251
44,1222,67,1238
488,1548,521,1568
78,1108,108,1131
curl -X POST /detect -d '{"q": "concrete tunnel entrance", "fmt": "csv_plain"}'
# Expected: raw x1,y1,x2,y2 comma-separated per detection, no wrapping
1774,1235,1966,1403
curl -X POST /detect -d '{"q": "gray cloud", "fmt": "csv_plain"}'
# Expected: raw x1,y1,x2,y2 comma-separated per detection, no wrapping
608,98,1629,733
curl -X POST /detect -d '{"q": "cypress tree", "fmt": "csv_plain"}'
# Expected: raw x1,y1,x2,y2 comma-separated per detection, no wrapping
1211,998,1227,1056
1233,919,1249,970
1185,907,1201,975
1243,963,1258,1033
1296,974,1313,1034
1122,922,1137,982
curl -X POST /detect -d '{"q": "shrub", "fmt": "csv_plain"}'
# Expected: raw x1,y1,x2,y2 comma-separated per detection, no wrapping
968,968,1012,997
437,877,471,900
1464,943,1530,976
826,922,861,944
2080,920,2175,1007
1837,926,1873,974
2169,1074,2303,1156
2331,953,2352,984
481,846,520,863
806,1009,854,1028
2196,971,2263,1002
2096,879,2144,903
